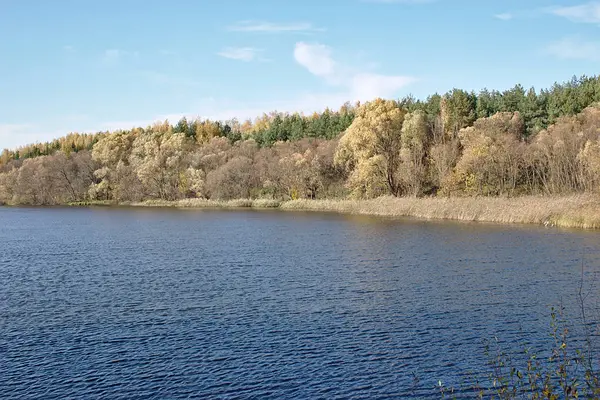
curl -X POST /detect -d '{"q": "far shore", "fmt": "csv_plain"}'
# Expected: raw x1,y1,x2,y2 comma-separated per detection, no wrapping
54,195,600,230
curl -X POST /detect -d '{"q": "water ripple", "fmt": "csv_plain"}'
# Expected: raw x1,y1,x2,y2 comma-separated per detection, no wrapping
1,207,600,399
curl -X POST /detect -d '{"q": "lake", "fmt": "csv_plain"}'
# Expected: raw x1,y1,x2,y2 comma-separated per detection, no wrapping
1,207,600,398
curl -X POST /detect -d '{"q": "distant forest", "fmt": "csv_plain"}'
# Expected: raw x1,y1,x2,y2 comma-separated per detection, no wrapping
1,75,599,205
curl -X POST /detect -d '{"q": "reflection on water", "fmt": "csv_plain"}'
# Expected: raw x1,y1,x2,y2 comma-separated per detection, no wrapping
1,207,599,398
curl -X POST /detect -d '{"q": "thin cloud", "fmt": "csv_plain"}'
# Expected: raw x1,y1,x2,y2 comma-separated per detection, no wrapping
545,37,600,61
293,43,335,76
84,42,418,138
350,73,415,100
103,49,122,64
0,124,66,151
95,94,355,133
293,42,416,101
495,13,513,20
548,2,600,24
6,41,416,149
102,49,140,65
227,21,324,33
218,47,264,62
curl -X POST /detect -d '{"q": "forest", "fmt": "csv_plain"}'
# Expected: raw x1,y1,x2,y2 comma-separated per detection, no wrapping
1,75,600,206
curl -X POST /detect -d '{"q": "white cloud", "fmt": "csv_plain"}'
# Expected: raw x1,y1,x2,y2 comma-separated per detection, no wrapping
545,37,600,61
227,21,324,33
495,13,513,20
2,73,411,149
350,73,415,99
3,42,416,149
293,43,335,76
218,47,263,62
63,45,75,52
548,2,600,24
293,42,416,102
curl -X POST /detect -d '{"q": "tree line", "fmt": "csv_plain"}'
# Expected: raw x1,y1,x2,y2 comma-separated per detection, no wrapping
1,75,599,205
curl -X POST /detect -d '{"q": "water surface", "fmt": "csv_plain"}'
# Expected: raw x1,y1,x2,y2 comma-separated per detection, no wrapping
1,207,599,398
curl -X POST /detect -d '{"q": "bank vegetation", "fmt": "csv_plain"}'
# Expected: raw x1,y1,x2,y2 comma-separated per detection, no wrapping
2,75,600,228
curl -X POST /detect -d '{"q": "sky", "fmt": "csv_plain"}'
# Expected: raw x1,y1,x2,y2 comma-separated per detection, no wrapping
1,0,599,150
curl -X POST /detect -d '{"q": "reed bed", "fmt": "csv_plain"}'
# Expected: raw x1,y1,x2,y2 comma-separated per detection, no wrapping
281,195,600,229
131,198,282,209
76,195,600,229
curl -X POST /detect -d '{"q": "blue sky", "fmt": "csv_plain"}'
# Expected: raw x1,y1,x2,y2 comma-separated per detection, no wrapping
1,0,599,149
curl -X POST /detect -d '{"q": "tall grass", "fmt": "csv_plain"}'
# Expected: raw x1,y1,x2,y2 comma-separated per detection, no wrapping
281,195,600,229
70,194,600,230
130,198,281,209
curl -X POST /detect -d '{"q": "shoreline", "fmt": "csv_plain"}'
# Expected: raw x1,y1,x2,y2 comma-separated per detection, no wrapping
57,195,600,230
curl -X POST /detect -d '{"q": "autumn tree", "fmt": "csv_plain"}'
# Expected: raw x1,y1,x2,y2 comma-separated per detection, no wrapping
205,156,257,199
52,151,97,201
529,105,600,193
445,112,525,196
335,98,407,198
194,119,222,144
269,140,333,199
13,158,52,204
578,140,600,192
0,166,18,204
1,75,600,205
89,130,140,201
399,110,430,195
429,140,461,194
129,130,194,200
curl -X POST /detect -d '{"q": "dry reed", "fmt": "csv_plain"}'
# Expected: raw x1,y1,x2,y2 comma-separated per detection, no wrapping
130,198,281,209
93,195,600,229
280,195,600,229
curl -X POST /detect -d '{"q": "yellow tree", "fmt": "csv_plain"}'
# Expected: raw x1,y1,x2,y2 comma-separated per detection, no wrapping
195,119,222,144
0,149,14,165
446,112,524,196
400,110,430,195
0,167,17,204
90,130,138,201
334,98,407,197
530,105,600,194
251,113,271,134
129,131,193,200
